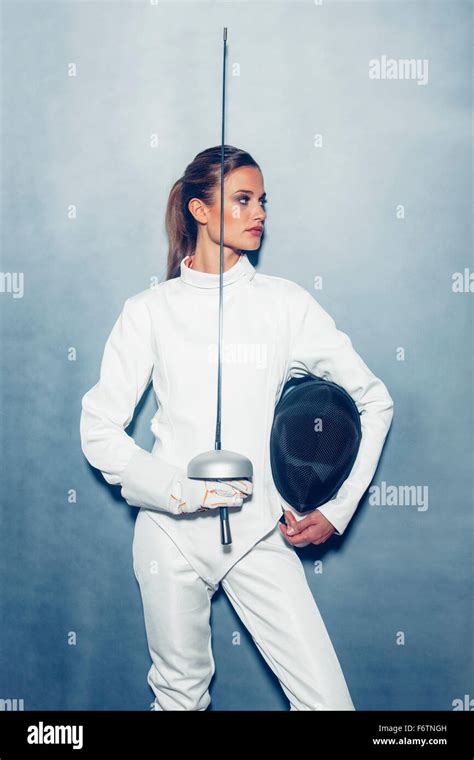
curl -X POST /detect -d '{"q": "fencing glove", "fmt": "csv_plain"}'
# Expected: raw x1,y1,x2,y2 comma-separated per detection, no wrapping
171,477,253,515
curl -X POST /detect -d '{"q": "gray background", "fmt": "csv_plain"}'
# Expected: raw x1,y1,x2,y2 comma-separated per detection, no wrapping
0,0,472,710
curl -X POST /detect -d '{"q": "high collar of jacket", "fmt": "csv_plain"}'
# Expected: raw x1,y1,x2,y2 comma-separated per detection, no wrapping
179,253,256,291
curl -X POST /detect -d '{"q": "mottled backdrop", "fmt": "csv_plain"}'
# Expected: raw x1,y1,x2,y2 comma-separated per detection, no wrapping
0,0,471,711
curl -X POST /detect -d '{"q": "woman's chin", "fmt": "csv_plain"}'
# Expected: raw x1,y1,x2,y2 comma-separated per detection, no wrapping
240,241,262,252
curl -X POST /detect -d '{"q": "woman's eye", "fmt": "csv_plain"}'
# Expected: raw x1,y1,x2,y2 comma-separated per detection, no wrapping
237,196,268,207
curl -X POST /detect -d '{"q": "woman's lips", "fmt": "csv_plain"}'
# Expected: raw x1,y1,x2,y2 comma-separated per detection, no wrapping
246,228,263,236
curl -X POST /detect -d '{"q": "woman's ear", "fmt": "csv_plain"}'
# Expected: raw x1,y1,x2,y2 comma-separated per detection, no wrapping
188,197,208,224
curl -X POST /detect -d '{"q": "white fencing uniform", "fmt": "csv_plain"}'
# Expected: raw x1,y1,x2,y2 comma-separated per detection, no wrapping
80,253,394,710
133,508,356,711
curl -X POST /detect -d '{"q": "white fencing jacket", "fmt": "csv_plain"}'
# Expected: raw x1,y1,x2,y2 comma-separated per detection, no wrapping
80,253,394,588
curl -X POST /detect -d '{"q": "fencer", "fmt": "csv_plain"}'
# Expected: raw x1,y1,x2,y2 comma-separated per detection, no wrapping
80,251,394,710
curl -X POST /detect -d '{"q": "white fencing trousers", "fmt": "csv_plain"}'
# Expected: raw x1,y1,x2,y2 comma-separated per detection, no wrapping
132,509,356,711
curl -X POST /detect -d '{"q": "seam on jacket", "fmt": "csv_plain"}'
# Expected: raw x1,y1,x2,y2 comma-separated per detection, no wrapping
151,293,177,467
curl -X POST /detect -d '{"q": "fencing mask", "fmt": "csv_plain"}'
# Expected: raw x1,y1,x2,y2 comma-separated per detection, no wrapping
270,371,362,517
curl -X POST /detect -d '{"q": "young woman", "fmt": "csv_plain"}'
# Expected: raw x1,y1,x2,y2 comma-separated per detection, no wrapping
80,145,394,711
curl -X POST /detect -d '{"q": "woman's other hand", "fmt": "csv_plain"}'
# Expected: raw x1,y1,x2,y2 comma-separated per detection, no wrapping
279,509,335,546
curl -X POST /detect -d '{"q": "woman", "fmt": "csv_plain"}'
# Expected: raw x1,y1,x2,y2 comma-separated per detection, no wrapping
80,145,394,711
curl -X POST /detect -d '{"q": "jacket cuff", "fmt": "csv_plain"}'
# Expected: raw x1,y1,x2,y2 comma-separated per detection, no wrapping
315,503,348,536
120,448,186,515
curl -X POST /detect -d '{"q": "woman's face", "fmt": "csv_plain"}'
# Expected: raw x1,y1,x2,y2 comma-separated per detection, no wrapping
191,165,267,252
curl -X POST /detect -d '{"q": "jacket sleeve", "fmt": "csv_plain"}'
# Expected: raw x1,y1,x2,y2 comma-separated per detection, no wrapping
79,296,188,515
287,286,394,535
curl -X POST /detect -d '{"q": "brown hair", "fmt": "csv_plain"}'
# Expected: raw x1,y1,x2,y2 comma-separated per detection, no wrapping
165,145,261,280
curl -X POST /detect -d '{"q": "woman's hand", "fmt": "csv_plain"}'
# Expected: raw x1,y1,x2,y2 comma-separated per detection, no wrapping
279,509,335,546
174,478,253,515
195,479,253,512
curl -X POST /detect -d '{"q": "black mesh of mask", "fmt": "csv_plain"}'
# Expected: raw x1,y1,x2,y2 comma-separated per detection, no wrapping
270,372,362,514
